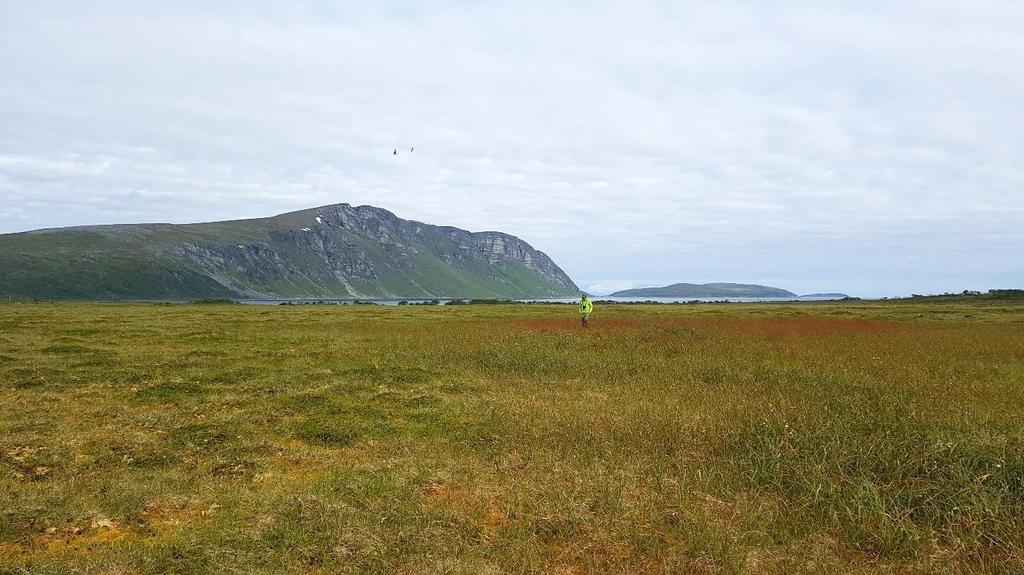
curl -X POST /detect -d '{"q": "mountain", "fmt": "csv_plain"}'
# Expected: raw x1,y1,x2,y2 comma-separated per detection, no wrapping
609,282,797,298
799,293,850,299
0,204,579,300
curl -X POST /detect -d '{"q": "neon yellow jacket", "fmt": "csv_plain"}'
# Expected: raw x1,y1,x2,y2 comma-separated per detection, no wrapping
579,298,593,315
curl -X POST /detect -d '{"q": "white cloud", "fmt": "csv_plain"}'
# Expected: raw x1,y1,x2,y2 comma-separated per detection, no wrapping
1,1,1022,297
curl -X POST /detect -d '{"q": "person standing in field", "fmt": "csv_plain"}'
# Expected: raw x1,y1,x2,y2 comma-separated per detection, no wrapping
578,293,593,328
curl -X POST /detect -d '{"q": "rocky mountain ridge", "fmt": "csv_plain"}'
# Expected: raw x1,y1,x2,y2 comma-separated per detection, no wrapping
0,203,579,300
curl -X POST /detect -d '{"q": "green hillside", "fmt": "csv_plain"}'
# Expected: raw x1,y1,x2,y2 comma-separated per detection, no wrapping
610,282,798,298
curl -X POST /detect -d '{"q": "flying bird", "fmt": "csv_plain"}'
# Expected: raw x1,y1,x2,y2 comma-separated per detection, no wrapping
410,147,414,152
393,148,397,155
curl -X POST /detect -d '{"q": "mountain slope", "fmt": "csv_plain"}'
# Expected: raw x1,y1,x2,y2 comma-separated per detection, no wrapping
0,204,579,300
610,282,797,298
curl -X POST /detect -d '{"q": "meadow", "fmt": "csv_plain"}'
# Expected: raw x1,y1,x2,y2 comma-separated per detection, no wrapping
1,301,1022,574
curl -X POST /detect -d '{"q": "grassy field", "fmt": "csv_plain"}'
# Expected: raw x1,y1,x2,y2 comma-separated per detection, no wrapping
1,301,1022,574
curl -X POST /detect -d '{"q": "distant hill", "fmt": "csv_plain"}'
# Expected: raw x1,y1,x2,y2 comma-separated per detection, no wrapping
610,282,798,298
897,289,1024,302
0,204,579,300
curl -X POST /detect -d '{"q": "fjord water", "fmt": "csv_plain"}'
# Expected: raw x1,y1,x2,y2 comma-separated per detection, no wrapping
241,295,847,305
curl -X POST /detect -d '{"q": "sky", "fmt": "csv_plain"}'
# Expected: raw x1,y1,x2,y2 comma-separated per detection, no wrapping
1,1,1022,298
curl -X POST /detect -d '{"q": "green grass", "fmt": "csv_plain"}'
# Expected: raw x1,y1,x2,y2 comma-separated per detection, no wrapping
0,301,1022,573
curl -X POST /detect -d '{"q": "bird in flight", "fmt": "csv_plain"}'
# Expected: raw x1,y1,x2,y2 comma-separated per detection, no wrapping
393,148,397,156
410,147,414,152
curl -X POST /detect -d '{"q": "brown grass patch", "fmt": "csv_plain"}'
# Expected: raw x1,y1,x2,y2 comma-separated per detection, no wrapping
0,517,132,557
0,502,220,562
422,480,510,534
139,498,219,536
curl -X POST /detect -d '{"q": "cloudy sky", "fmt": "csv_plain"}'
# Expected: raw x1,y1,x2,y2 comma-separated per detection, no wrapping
2,1,1021,297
